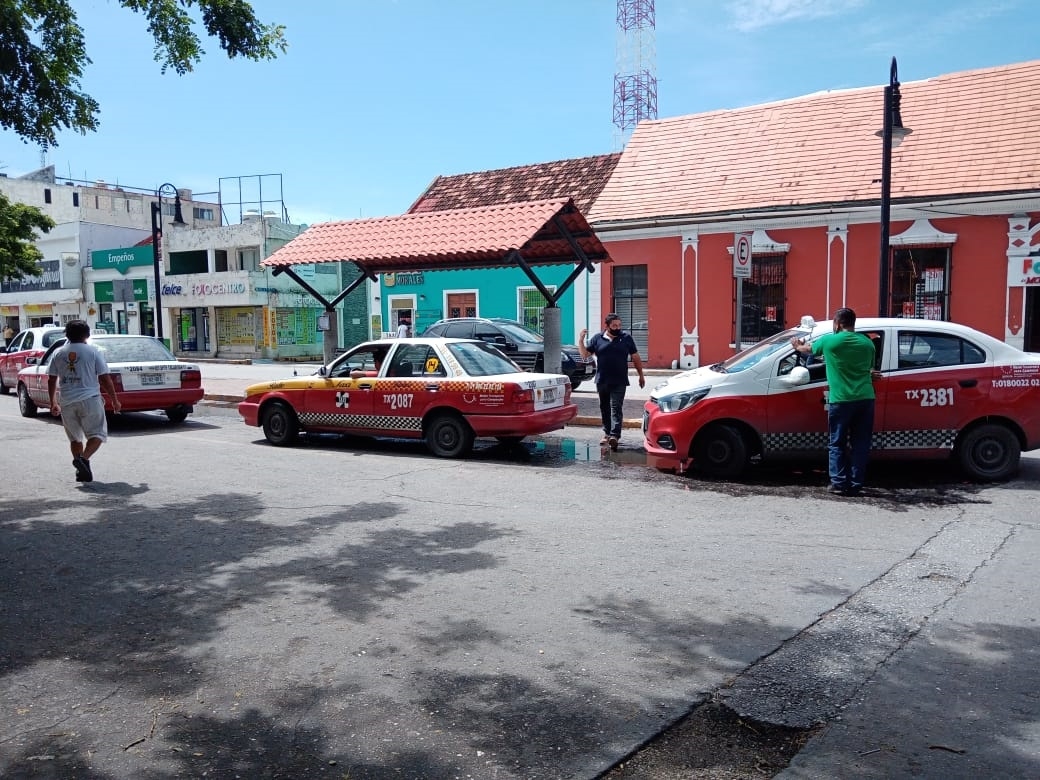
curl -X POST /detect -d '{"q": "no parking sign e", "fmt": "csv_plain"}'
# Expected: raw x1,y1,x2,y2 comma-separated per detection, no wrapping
733,233,753,278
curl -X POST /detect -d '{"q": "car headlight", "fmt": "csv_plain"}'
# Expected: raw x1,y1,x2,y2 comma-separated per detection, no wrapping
656,387,710,413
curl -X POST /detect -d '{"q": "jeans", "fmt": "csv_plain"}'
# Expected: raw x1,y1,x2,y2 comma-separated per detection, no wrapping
597,383,627,438
827,398,875,489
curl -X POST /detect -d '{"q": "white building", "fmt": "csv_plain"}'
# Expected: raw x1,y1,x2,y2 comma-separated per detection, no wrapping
0,166,218,336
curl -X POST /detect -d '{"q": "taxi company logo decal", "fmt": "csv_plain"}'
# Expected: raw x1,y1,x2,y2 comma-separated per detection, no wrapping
335,391,349,408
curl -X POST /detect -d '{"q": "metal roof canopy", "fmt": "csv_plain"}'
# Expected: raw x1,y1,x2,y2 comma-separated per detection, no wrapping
261,198,610,313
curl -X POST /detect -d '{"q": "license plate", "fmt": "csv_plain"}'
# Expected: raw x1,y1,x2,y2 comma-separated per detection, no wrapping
140,373,164,386
543,387,557,402
585,363,595,374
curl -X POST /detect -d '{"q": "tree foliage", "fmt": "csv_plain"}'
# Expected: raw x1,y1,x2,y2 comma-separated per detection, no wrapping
0,0,287,148
0,192,55,282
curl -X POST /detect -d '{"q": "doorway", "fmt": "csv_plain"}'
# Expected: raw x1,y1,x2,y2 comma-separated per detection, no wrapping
1025,287,1040,352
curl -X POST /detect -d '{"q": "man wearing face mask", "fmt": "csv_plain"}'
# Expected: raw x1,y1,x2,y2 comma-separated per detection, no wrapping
578,313,646,450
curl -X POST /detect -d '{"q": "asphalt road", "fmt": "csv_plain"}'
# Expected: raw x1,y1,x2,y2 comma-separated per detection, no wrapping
2,398,1038,779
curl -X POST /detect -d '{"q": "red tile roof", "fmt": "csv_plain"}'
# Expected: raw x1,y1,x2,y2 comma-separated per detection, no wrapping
262,198,609,272
590,59,1040,224
408,153,621,214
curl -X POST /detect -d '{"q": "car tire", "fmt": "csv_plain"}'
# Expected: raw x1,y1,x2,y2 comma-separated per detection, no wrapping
165,405,190,424
692,423,748,479
956,423,1020,481
425,412,475,458
262,402,300,446
17,383,37,417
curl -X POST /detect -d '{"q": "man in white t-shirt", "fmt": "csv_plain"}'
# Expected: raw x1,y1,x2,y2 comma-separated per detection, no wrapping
397,319,411,338
47,320,122,482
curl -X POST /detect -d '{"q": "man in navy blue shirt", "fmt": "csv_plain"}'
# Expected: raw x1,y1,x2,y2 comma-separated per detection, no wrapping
579,313,646,450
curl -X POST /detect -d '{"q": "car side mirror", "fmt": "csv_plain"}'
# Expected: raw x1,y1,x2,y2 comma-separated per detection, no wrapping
777,365,810,387
318,365,328,377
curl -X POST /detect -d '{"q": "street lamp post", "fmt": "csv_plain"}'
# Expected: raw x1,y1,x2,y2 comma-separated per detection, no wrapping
150,183,186,343
876,57,912,317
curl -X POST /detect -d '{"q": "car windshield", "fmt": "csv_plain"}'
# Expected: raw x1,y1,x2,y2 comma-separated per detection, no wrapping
93,337,178,363
494,321,543,343
717,328,807,373
447,341,522,376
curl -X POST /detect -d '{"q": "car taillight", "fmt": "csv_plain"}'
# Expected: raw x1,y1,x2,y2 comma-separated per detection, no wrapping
180,369,202,387
511,387,533,405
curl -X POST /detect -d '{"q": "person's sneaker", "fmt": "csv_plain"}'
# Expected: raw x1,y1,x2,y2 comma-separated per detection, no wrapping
608,435,619,451
827,483,848,495
600,435,610,445
73,456,93,483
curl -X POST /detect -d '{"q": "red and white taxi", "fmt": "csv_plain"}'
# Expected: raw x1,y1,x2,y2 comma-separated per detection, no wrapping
17,334,205,423
239,337,577,457
0,326,65,395
643,316,1040,481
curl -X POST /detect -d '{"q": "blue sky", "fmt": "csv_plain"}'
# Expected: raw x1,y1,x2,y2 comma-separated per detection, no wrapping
2,0,1037,225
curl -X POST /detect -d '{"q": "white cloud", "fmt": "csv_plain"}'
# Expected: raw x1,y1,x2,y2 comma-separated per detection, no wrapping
729,0,867,32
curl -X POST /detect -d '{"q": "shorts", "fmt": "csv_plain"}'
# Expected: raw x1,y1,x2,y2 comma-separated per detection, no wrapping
61,396,109,443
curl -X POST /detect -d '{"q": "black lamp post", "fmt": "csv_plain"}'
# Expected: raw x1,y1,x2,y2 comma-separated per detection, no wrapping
876,57,912,317
150,183,186,342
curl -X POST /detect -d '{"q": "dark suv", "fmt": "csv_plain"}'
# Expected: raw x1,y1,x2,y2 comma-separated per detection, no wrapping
422,317,594,389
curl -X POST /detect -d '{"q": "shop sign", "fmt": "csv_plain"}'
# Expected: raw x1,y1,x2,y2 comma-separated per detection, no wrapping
384,272,424,287
0,260,61,293
94,279,149,303
1010,255,1040,287
91,245,153,274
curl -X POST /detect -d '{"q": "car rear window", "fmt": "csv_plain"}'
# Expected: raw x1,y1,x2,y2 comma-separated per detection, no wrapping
447,341,521,376
42,331,65,348
93,337,177,363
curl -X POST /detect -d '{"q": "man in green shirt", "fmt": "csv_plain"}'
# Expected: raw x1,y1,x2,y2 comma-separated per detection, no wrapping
791,308,877,496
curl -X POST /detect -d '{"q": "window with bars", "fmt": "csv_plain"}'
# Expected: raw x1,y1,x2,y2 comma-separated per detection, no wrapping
612,265,648,356
887,247,951,320
735,255,786,345
517,287,555,333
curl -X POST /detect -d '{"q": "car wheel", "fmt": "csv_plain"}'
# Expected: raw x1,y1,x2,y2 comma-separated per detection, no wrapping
262,402,300,446
956,423,1020,481
692,423,748,479
17,383,37,417
165,405,190,424
425,412,475,458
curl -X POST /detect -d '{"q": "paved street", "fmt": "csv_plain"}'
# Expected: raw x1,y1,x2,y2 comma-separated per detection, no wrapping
1,394,1038,778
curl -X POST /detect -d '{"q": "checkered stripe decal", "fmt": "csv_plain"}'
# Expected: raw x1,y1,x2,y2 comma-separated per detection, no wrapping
299,413,423,432
763,429,958,453
872,429,958,450
762,432,829,451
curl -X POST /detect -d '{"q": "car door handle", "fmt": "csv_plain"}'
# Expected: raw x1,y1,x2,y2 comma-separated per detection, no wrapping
425,384,440,391
356,382,373,390
958,379,977,388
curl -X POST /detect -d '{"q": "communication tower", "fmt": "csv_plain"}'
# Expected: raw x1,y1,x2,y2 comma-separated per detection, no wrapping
613,0,658,148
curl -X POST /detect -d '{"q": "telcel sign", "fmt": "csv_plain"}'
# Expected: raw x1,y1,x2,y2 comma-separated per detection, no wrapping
1010,255,1040,287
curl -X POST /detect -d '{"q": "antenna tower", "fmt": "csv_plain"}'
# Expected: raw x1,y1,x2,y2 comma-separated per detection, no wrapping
613,0,657,149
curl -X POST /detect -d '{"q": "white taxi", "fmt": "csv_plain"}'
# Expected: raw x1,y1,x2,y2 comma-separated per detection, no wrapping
643,316,1040,481
239,337,577,458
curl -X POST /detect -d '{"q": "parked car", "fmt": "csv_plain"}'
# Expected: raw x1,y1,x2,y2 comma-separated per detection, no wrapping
17,334,204,423
238,337,577,458
643,316,1040,481
421,317,594,389
0,326,65,395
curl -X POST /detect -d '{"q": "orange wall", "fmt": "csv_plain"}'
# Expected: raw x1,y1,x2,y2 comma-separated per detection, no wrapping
602,212,1034,368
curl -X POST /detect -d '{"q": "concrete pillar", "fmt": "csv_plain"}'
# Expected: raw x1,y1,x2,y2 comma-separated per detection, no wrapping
323,309,338,365
543,306,562,375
